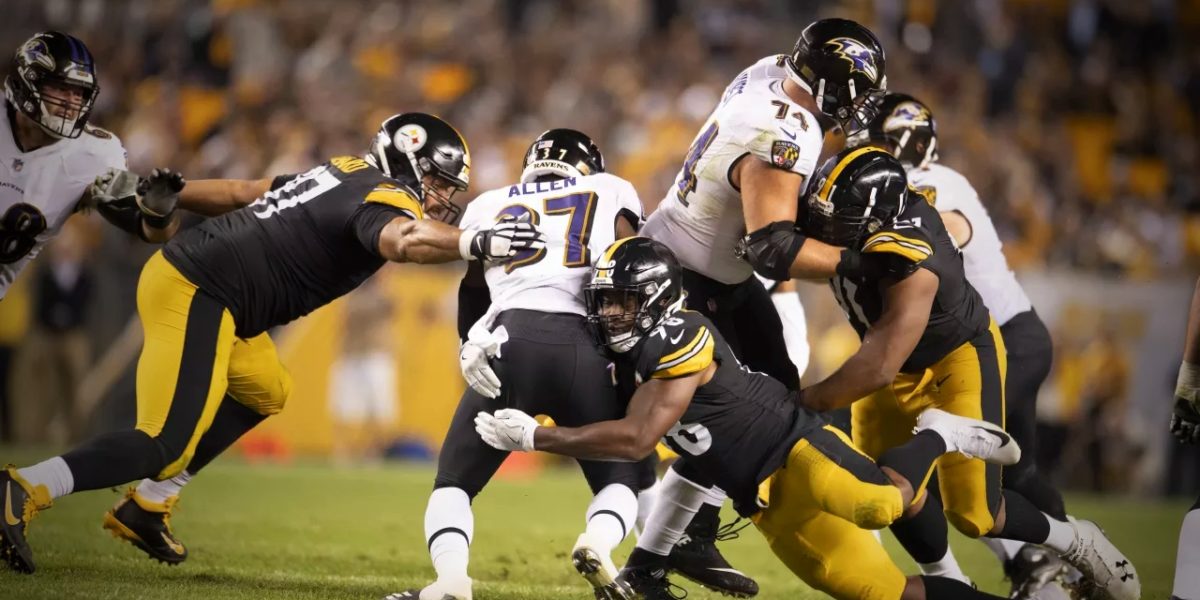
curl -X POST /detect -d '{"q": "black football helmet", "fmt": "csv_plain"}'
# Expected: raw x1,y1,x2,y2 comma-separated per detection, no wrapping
366,113,471,224
585,237,684,353
847,92,938,170
801,147,909,249
521,128,605,183
4,31,98,139
785,19,886,126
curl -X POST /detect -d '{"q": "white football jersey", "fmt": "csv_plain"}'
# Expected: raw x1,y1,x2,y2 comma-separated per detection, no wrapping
643,55,825,284
908,163,1032,325
459,172,643,316
0,99,127,298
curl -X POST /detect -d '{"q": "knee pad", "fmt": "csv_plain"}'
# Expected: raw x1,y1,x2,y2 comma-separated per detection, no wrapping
945,506,994,538
853,500,899,531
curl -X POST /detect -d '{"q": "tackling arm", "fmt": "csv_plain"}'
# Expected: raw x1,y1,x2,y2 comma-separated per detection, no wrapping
737,158,844,281
533,365,709,461
177,178,273,217
801,268,938,411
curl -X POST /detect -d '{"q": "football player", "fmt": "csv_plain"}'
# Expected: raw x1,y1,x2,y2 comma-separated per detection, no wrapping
1170,276,1200,600
385,129,649,600
0,113,543,574
1,31,183,300
639,18,888,593
474,236,1029,600
796,148,1139,600
847,92,1082,595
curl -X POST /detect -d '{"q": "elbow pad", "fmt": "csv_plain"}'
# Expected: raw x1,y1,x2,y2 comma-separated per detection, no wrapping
737,221,805,281
96,196,152,242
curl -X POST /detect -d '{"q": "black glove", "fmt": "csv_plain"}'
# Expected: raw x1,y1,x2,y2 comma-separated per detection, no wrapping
136,168,186,228
1171,396,1200,445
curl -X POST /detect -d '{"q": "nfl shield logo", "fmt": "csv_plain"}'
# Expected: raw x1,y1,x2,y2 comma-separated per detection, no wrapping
12,158,22,172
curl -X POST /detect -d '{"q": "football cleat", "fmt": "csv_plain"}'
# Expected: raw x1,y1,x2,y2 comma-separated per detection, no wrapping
1008,544,1069,599
572,532,631,600
0,465,49,574
915,408,1021,465
616,565,688,600
1059,519,1139,600
102,488,187,565
382,577,473,600
667,516,758,598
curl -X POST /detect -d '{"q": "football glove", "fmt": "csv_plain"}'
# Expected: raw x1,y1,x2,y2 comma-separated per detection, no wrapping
475,408,538,452
1172,362,1200,444
460,325,507,399
460,219,545,261
136,168,186,227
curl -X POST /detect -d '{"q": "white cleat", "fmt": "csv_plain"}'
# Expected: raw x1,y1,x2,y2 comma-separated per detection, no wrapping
915,408,1021,465
572,532,631,600
1059,519,1139,600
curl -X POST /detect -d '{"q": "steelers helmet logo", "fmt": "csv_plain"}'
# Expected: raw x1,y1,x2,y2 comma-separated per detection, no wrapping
825,37,879,82
395,124,428,152
883,102,932,132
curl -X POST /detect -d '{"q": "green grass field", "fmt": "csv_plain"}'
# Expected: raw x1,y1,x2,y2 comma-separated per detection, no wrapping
0,452,1187,600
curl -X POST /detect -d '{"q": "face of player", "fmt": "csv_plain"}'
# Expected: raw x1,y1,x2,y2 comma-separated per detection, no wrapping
596,289,640,336
39,81,88,120
422,174,465,224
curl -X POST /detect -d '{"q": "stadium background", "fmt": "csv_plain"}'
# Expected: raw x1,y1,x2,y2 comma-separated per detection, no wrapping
0,1,1197,596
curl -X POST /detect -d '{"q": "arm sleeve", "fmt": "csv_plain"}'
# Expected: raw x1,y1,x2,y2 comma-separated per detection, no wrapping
95,196,151,242
457,263,492,341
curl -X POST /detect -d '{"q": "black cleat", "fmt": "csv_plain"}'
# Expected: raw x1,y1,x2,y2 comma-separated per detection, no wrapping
1007,544,1069,599
0,465,49,574
667,516,758,598
102,488,187,565
617,565,688,600
381,591,420,600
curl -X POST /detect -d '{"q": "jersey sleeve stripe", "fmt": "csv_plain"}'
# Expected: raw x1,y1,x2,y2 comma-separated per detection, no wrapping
653,330,715,379
657,327,709,366
862,240,931,263
863,232,932,254
365,188,424,220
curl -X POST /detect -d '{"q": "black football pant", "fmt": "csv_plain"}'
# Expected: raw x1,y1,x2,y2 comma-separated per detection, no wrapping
434,310,654,498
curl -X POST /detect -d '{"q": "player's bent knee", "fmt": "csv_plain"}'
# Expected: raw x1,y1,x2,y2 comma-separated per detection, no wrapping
945,508,993,538
853,501,899,531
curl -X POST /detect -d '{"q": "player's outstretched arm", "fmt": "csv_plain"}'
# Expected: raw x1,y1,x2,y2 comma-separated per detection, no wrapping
801,269,937,412
1172,277,1200,443
177,178,274,216
737,157,843,281
88,168,186,243
378,217,544,265
475,365,706,461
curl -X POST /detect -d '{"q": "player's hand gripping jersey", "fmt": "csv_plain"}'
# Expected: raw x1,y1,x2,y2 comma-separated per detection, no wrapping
830,193,990,372
162,156,422,337
643,56,824,284
459,173,642,316
614,309,824,516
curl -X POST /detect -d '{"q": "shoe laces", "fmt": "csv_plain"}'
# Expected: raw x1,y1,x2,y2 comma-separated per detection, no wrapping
715,517,751,542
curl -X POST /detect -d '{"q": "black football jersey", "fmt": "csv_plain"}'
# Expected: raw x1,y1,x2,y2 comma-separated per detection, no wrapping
830,195,990,372
615,310,825,516
163,156,423,337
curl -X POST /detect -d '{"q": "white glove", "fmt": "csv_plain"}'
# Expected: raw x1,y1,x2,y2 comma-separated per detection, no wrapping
475,408,539,452
460,325,507,399
87,168,139,207
459,220,545,261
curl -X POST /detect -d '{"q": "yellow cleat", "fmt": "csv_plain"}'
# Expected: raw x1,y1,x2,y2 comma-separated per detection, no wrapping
0,465,51,574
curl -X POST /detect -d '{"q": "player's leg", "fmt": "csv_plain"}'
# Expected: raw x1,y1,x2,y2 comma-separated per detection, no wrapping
106,331,291,564
1,251,235,573
1174,494,1200,600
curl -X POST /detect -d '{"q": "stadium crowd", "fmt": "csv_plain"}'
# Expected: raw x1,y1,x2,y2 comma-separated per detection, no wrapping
1,0,1197,495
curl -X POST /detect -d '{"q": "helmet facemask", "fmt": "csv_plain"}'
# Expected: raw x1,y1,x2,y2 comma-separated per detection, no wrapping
804,186,885,249
584,281,680,354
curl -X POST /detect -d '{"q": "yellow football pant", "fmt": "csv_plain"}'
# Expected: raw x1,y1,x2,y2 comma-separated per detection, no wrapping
852,319,1008,537
135,251,292,480
752,425,910,600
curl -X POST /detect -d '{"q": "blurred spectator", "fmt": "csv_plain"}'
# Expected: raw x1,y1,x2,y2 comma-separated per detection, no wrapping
0,277,31,443
329,277,398,465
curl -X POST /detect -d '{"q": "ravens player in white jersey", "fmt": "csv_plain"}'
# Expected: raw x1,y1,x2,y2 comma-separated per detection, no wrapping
1171,277,1200,600
474,236,1035,600
796,148,1138,600
639,18,889,594
388,129,649,600
848,93,1088,597
0,112,543,574
0,31,183,300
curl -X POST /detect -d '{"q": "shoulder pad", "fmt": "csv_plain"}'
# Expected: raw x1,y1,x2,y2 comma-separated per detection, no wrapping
364,180,423,219
644,311,716,380
861,222,934,266
722,93,821,176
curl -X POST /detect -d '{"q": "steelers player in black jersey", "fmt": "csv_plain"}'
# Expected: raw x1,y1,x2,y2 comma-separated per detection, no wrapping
0,113,544,574
474,237,1029,600
795,148,1139,600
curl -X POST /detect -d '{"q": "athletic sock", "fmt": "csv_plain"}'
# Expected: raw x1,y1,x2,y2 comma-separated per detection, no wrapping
585,484,637,552
980,537,1025,563
635,478,661,536
426,487,473,581
17,457,73,500
921,575,1006,599
636,468,708,556
877,430,946,501
136,470,192,504
994,489,1076,550
1174,498,1200,599
891,495,970,584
